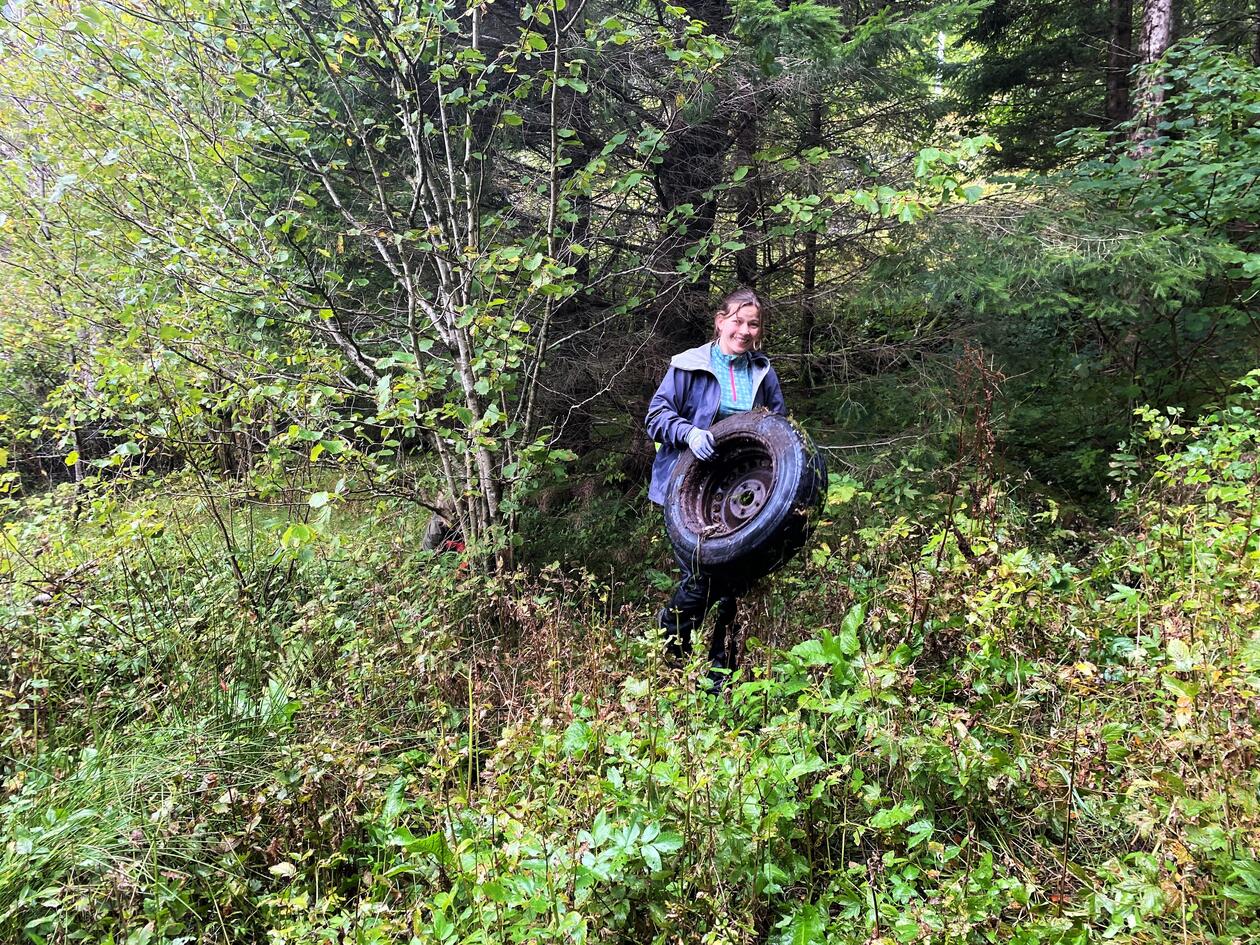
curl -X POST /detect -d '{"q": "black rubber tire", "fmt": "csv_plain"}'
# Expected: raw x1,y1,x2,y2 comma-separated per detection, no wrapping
664,410,826,581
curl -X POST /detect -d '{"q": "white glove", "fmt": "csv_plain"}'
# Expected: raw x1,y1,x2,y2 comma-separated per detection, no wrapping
686,427,716,461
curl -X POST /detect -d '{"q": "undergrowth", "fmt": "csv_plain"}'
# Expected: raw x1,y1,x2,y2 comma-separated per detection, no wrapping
2,376,1259,943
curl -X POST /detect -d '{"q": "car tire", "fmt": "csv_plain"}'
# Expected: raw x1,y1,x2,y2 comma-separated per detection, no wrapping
664,410,826,581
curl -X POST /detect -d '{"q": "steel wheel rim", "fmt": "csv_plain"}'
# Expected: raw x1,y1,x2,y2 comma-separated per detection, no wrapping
683,436,777,538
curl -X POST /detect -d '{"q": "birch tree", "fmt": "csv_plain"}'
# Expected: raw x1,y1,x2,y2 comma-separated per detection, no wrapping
0,0,729,559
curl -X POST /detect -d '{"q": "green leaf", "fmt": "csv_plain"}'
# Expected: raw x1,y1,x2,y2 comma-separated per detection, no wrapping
786,756,826,780
790,639,828,666
395,828,449,859
64,450,79,467
562,720,593,757
281,523,314,547
653,832,683,853
1166,638,1194,671
591,811,612,846
838,603,864,655
235,71,259,97
893,913,920,942
870,801,919,829
907,819,934,848
851,189,878,213
642,844,662,872
785,904,824,945
826,479,858,506
1162,676,1199,700
481,879,509,902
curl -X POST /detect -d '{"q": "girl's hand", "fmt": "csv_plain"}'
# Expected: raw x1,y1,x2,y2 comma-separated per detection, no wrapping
686,427,716,461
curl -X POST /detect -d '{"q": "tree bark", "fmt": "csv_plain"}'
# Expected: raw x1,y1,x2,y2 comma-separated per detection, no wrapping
1253,0,1260,66
733,80,760,289
799,96,822,388
1106,0,1134,129
653,116,732,342
649,0,737,344
1130,0,1174,147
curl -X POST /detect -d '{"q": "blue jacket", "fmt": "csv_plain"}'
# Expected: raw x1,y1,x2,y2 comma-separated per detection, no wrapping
645,342,787,505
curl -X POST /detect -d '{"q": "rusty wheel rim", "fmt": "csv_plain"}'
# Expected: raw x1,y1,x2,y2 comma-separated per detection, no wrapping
686,437,776,538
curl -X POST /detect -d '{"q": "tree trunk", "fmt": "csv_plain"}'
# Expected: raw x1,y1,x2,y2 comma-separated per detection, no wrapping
653,117,732,344
650,0,737,344
733,81,760,289
1253,0,1260,66
799,96,822,388
1106,0,1134,129
1130,0,1174,148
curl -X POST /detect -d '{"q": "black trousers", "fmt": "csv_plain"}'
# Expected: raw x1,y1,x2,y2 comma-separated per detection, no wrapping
657,542,747,670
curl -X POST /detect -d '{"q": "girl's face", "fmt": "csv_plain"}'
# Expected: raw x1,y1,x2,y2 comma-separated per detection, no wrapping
715,303,762,355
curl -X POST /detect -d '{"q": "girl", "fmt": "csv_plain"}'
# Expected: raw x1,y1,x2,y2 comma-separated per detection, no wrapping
644,288,787,679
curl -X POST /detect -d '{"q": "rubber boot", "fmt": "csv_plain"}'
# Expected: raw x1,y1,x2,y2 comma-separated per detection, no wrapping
659,549,717,663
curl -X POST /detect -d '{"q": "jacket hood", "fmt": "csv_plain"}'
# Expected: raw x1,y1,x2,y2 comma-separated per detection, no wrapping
670,342,769,374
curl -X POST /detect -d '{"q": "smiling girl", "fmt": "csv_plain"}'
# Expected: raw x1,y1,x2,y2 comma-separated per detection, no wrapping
644,288,787,681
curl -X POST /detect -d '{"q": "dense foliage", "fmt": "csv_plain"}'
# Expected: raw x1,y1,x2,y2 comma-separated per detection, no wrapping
4,374,1259,941
1,0,1258,941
